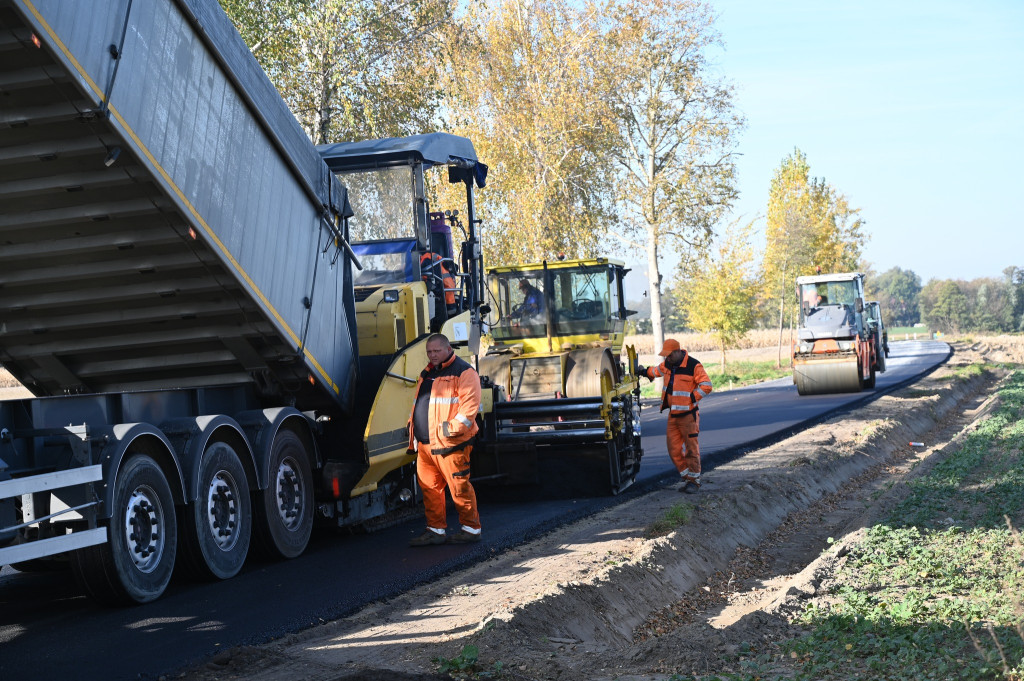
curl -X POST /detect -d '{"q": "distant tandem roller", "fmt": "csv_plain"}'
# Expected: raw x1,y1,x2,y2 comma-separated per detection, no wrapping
791,272,886,396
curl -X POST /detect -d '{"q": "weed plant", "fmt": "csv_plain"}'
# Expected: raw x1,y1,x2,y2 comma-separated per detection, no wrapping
645,503,694,538
433,644,504,678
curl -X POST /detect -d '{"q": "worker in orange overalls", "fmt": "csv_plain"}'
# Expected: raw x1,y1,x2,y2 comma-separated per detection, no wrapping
638,338,713,494
420,252,457,307
407,333,482,545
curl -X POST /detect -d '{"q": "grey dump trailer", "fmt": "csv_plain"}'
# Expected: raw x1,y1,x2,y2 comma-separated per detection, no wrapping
0,0,376,603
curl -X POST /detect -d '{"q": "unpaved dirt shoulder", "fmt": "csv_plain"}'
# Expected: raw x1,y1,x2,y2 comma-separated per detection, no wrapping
181,344,996,681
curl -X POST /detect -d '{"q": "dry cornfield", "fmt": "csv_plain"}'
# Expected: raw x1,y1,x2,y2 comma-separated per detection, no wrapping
625,329,784,355
625,331,1024,360
4,334,1022,393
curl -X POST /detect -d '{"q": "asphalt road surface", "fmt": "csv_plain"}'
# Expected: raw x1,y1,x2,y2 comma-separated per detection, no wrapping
0,340,950,681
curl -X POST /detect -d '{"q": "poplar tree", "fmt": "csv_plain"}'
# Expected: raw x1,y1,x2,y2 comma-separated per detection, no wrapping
921,280,969,334
762,148,865,365
442,0,619,265
597,0,742,356
220,0,452,144
873,267,922,328
675,220,759,371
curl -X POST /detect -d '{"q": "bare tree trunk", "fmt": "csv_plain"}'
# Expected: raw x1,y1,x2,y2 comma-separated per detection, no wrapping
720,337,726,375
788,307,794,366
647,222,663,353
645,148,664,355
776,262,787,369
316,59,332,146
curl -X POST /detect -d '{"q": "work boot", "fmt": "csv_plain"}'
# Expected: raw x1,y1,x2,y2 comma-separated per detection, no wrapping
447,529,482,544
680,481,700,495
409,529,446,546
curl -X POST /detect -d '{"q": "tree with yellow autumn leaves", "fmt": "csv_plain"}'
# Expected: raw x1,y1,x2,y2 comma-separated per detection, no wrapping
761,148,866,364
439,0,619,265
221,0,742,333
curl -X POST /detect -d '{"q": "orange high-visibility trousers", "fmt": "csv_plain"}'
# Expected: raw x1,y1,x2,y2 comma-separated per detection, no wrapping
416,442,480,531
666,412,701,481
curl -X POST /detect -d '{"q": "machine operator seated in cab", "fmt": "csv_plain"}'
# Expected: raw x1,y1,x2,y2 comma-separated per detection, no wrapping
512,277,545,325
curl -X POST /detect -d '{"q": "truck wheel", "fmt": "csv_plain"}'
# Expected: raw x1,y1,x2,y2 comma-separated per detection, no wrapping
71,454,177,604
253,430,313,559
179,442,251,580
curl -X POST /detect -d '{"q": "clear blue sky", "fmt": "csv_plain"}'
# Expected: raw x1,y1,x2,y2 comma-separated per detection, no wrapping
701,0,1023,286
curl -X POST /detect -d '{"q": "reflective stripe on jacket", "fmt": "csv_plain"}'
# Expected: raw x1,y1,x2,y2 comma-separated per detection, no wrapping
421,253,457,306
407,351,481,455
644,351,713,415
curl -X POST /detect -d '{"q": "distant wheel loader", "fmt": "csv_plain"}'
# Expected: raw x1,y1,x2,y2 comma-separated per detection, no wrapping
792,272,885,395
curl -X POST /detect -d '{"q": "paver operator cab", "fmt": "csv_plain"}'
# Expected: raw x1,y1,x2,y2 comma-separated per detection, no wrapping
316,133,489,513
476,258,643,495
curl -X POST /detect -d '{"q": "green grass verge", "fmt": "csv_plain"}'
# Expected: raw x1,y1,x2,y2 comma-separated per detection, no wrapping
669,368,1024,681
639,359,792,398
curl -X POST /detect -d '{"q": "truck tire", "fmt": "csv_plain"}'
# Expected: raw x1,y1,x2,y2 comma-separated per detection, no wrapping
253,429,313,559
71,454,177,604
179,442,252,580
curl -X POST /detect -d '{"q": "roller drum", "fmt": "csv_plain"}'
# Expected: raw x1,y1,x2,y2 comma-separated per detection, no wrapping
793,357,862,395
565,349,618,398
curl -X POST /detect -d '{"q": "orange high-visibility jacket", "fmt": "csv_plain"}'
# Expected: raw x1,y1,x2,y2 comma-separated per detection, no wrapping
407,351,481,455
644,352,713,415
420,253,457,306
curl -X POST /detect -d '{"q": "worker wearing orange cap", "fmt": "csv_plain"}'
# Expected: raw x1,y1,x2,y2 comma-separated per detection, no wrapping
637,338,713,493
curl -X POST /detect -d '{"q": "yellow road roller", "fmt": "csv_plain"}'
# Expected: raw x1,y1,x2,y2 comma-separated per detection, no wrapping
475,258,643,494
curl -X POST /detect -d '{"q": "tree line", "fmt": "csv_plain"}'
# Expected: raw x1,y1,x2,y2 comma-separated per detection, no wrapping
863,266,1024,335
648,147,1024,364
218,1,1020,358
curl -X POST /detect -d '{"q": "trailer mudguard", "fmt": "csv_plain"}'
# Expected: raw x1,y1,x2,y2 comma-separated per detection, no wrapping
234,408,318,490
159,416,258,501
95,423,186,519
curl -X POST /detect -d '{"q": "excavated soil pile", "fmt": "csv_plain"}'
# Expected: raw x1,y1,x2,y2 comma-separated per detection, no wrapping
159,340,1024,679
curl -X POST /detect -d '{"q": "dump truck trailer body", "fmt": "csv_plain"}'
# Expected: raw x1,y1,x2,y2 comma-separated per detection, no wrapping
0,0,380,603
0,0,356,408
